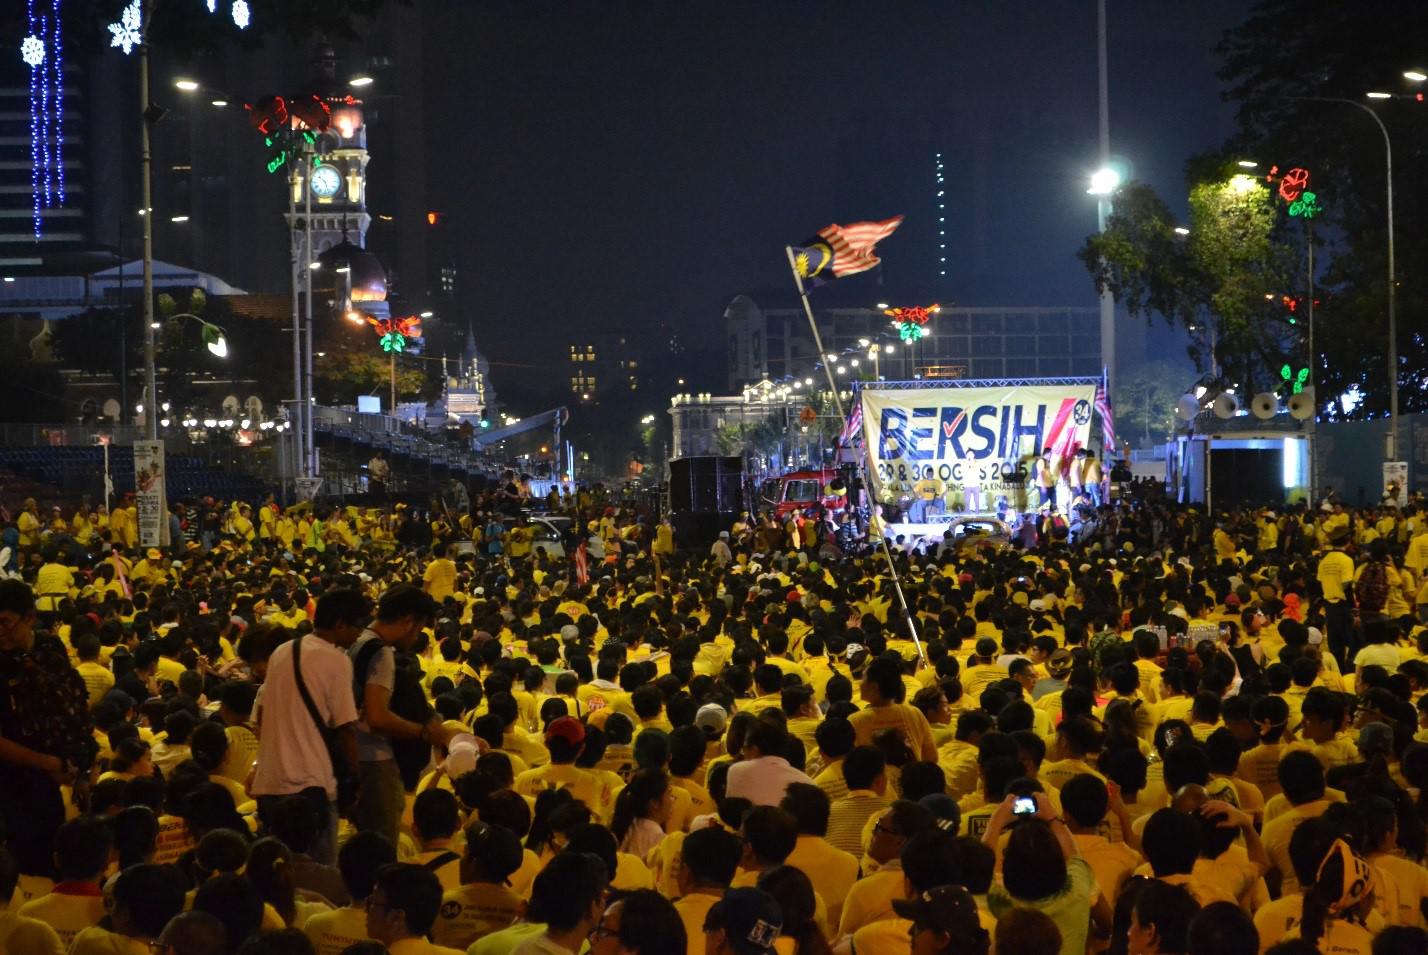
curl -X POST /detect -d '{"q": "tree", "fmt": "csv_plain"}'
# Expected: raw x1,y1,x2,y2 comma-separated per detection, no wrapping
49,306,142,379
1212,0,1428,418
1081,1,1428,419
1079,165,1300,395
1114,361,1189,449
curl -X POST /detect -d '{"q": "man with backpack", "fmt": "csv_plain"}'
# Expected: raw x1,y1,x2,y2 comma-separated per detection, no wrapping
349,584,459,845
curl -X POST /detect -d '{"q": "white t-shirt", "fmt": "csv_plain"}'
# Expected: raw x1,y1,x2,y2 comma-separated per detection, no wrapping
252,635,359,799
726,756,814,807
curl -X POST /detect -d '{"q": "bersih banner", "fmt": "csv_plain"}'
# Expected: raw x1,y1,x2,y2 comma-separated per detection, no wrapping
860,381,1099,506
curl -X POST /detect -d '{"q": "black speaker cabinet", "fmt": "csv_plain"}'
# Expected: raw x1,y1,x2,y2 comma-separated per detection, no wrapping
669,456,744,513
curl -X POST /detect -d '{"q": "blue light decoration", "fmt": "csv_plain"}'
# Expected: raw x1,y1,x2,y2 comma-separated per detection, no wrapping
23,0,65,239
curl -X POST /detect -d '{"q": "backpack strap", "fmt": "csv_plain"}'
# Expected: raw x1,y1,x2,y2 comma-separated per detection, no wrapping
424,851,460,872
352,635,385,702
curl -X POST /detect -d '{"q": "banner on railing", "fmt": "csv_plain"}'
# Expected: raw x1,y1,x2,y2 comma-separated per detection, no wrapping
133,440,170,548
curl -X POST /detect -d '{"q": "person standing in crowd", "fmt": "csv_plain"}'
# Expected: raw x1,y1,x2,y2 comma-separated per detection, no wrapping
349,585,457,845
367,451,391,499
250,592,366,866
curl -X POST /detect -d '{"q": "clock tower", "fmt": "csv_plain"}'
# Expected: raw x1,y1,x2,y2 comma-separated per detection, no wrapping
286,44,387,317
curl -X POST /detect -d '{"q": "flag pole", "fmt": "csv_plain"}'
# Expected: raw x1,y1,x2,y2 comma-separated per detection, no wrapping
785,246,845,422
783,247,923,663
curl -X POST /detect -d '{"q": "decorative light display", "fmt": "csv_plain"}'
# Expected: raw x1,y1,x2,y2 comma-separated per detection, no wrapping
247,93,330,173
108,0,143,55
1280,364,1309,395
24,0,66,239
368,315,423,354
935,152,946,277
231,0,250,29
1288,191,1321,219
20,35,44,67
1265,165,1323,219
884,304,940,343
1276,167,1310,203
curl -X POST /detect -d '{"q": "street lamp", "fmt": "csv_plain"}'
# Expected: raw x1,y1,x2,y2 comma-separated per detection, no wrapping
1289,95,1398,459
349,75,374,88
167,312,229,358
1404,70,1427,83
1087,167,1121,195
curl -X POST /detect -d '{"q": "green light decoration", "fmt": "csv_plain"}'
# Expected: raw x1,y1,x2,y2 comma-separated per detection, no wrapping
885,304,939,344
1288,191,1322,219
898,323,929,343
1281,364,1309,394
380,331,406,353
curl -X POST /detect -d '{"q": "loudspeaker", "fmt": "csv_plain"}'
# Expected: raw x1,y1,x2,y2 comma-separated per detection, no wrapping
1288,388,1315,420
669,456,744,513
1251,392,1279,420
1175,395,1200,422
1212,393,1241,419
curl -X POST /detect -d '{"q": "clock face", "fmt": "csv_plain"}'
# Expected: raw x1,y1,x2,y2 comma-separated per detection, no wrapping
310,164,343,199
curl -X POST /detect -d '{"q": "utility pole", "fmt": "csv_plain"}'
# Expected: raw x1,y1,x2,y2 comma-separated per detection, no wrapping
1096,0,1115,394
139,1,157,439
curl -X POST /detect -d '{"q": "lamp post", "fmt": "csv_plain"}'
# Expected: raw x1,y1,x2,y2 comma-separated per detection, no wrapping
1289,95,1397,459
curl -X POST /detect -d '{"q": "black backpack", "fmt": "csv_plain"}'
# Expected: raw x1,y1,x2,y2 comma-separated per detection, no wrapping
353,638,434,790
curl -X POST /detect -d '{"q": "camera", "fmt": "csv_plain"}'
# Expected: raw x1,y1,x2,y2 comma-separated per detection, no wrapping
1012,796,1037,816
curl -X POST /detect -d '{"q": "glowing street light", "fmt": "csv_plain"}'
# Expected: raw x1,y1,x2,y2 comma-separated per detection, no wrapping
1404,70,1427,83
1173,226,1190,235
1366,91,1392,100
174,78,199,91
349,75,374,88
1087,167,1121,195
1236,159,1258,168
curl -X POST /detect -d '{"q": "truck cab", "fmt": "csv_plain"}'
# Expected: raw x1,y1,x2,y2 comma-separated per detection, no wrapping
761,468,844,518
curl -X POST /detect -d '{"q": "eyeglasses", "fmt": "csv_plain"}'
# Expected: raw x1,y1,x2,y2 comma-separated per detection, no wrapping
590,924,619,943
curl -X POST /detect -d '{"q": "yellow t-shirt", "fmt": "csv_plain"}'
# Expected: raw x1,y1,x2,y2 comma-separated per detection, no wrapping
431,883,521,951
0,911,63,955
18,887,106,951
1318,550,1355,603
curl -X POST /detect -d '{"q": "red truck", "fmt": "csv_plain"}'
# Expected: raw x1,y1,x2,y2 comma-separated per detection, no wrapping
759,468,845,518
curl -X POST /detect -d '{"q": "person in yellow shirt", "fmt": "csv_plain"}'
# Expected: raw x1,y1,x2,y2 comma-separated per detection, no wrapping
1262,751,1338,897
362,862,467,955
1318,528,1357,667
18,817,110,950
69,861,185,955
258,495,278,540
513,717,617,821
423,543,458,604
780,783,860,931
304,831,397,955
231,503,256,543
671,827,744,955
430,821,524,951
16,497,39,549
74,634,114,708
33,551,73,616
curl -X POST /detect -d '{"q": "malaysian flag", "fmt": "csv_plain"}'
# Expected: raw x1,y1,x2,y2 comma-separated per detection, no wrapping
574,539,589,586
790,216,904,288
838,402,863,448
1096,373,1117,451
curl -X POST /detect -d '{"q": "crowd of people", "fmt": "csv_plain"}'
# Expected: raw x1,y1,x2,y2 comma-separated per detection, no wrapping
3,479,1428,955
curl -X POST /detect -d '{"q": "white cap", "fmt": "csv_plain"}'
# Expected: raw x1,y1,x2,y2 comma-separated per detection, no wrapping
444,733,481,778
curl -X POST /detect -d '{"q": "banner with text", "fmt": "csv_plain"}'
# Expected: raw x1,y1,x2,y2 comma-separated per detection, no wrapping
860,383,1098,506
133,440,169,548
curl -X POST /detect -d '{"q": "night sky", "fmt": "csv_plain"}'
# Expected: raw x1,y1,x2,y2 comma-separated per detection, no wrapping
425,0,1252,381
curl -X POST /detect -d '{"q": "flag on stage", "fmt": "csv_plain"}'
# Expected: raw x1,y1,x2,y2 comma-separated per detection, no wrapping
1096,374,1117,451
838,402,862,448
790,216,904,288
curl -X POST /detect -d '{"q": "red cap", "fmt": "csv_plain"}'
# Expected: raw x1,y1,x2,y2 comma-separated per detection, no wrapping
785,590,801,603
958,572,974,584
546,716,586,747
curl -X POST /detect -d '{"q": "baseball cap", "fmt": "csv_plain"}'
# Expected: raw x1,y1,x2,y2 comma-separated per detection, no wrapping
1047,649,1074,677
463,820,524,885
545,716,586,748
704,888,783,955
892,884,987,938
695,703,728,736
1357,721,1394,758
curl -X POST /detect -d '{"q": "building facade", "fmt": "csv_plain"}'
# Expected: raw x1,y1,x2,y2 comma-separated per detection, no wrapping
726,295,1102,391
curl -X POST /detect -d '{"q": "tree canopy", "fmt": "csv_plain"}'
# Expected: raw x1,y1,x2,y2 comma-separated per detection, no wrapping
1081,0,1428,420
